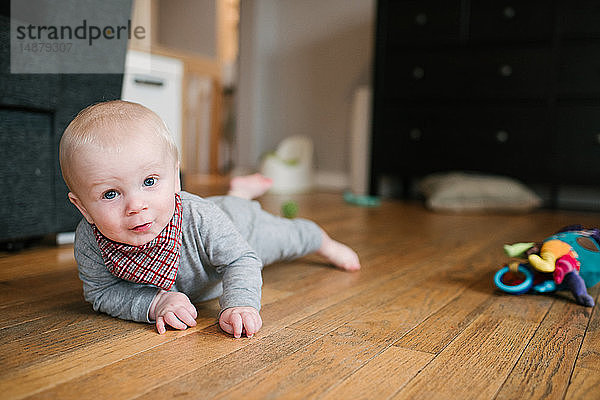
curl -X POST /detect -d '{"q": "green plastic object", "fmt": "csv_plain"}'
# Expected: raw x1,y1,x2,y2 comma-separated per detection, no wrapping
282,200,299,218
343,191,381,207
503,242,535,258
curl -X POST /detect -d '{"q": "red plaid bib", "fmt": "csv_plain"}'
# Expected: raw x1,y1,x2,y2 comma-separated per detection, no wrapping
93,193,183,290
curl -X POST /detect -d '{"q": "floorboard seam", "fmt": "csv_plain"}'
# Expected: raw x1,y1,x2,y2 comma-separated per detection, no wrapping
490,299,555,400
562,289,600,400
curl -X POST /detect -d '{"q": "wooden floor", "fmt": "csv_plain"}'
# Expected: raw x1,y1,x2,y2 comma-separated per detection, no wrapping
1,190,600,399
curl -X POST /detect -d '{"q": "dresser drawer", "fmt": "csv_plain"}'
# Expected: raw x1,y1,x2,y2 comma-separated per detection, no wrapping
378,106,467,174
381,105,550,176
555,105,600,181
465,105,551,177
386,0,462,46
470,47,552,98
0,110,55,240
385,49,469,99
559,0,600,38
558,44,600,97
470,0,554,43
386,47,552,99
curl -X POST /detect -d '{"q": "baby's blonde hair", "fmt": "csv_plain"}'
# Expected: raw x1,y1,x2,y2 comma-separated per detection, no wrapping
59,100,178,192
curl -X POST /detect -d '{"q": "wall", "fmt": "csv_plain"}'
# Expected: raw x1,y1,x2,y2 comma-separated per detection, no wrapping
236,0,374,187
157,0,217,57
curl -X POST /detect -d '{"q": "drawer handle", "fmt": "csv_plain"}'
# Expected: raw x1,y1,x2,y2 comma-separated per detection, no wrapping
412,67,425,80
496,130,509,143
415,13,428,26
134,77,165,87
503,6,516,19
410,128,422,141
34,168,42,177
499,64,513,77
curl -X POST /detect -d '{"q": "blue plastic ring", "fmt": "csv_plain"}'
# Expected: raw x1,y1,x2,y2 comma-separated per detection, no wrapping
494,264,534,295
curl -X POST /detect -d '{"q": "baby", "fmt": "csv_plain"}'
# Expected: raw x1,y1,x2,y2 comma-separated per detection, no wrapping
59,100,360,338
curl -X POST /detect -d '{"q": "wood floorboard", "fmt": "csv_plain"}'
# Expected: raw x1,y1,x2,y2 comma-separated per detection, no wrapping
0,302,92,343
0,291,84,329
2,191,600,399
0,269,81,304
393,278,496,354
0,246,76,281
319,347,435,400
494,299,592,400
391,295,555,400
23,331,251,400
212,327,388,400
289,217,532,338
571,286,600,373
137,328,321,400
564,366,600,399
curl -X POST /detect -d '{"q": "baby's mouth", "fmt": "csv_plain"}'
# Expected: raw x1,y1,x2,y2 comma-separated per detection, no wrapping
131,222,152,232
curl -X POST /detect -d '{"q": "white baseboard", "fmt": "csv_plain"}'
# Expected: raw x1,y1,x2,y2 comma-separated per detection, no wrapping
314,170,349,191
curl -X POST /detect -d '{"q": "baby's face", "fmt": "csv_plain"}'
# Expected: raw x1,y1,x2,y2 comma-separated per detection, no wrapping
69,129,179,246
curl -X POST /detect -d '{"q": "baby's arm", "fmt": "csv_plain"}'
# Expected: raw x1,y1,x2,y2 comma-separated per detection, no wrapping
149,290,198,334
197,201,264,337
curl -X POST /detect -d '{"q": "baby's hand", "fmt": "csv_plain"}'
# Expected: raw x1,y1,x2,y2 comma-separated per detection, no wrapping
149,290,198,334
219,306,262,338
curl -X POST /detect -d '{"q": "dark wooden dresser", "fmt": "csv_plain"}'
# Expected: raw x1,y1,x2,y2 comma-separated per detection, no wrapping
370,0,600,199
0,4,129,245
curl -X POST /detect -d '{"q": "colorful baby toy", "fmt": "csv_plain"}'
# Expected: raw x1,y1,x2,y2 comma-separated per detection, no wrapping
494,225,600,307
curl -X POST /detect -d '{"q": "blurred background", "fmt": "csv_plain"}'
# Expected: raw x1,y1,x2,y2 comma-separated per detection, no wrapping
3,0,600,247
126,0,374,190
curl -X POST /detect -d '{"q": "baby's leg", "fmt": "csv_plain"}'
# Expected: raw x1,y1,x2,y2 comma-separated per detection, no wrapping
228,173,273,200
317,229,361,271
213,195,360,271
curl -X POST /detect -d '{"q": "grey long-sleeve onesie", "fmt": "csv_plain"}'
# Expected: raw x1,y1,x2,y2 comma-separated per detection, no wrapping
74,191,322,323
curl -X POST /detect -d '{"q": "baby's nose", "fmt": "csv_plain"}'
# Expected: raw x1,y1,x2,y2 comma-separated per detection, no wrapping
126,195,148,215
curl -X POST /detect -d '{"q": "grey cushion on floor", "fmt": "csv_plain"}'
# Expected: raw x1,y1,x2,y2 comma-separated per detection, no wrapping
419,172,542,213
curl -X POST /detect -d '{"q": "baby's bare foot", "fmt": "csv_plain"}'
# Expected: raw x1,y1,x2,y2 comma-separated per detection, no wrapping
228,173,273,199
318,232,361,271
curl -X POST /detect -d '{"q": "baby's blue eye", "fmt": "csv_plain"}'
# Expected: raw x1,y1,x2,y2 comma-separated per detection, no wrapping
103,190,117,200
144,177,156,187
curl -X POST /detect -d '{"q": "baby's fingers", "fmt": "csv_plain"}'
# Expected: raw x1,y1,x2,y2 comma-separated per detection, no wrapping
156,316,166,335
241,312,262,337
163,311,188,330
175,308,197,328
230,312,244,338
189,303,198,319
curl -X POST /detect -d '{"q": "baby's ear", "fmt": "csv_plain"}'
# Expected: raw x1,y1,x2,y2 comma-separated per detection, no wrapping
68,192,94,224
